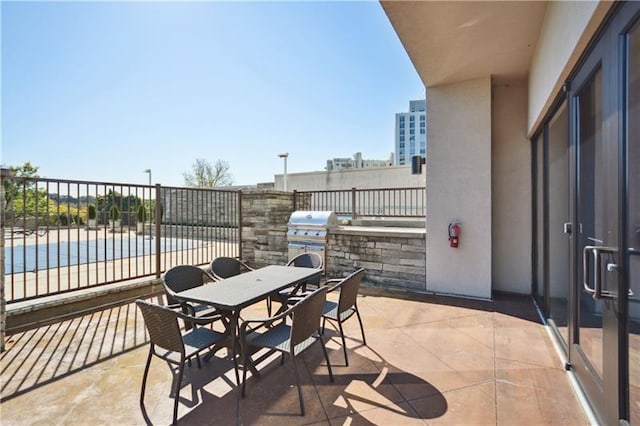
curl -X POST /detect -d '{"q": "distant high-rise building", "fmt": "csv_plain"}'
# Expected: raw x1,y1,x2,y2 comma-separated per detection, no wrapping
395,99,426,166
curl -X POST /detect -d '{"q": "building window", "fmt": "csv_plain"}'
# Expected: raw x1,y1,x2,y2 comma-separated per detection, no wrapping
420,121,425,127
420,115,425,121
399,116,405,122
410,123,415,129
400,135,405,142
410,116,415,122
399,142,405,148
410,135,415,142
400,123,405,129
420,148,425,155
410,129,415,135
420,128,425,134
400,129,404,136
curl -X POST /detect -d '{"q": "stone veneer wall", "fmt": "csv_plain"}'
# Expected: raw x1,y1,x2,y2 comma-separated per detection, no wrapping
162,188,239,227
241,191,297,268
326,227,426,291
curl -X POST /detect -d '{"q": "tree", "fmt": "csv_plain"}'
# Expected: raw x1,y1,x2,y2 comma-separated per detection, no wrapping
183,158,233,188
2,162,40,209
2,162,54,224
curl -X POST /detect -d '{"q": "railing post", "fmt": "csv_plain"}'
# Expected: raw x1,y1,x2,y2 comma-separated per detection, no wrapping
351,187,357,219
0,169,9,352
292,190,297,212
155,184,162,279
237,190,243,260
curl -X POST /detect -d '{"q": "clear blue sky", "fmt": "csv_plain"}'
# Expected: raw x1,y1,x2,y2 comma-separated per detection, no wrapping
2,1,423,187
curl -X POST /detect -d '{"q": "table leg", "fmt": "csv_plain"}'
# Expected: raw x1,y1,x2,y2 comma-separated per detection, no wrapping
229,311,240,387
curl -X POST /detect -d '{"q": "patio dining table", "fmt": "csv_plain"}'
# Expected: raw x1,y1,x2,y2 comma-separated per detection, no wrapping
175,264,322,386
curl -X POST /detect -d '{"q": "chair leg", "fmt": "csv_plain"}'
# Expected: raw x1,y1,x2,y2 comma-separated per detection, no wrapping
338,321,349,366
242,349,249,397
140,348,154,408
355,308,366,345
291,356,305,416
196,353,202,369
318,332,334,382
172,359,185,425
321,317,326,335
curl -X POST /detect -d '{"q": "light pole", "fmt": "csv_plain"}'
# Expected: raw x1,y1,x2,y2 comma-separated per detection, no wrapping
144,169,151,186
278,153,289,191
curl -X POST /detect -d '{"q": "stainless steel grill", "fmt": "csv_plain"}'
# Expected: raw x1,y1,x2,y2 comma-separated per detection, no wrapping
287,211,338,267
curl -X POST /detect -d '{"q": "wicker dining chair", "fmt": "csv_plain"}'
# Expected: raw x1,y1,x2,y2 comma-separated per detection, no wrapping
209,256,254,281
240,286,334,416
320,268,366,366
271,252,324,315
162,265,221,330
136,299,232,425
209,256,274,315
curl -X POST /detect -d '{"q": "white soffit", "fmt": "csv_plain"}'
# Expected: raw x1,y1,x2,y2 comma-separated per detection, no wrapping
381,1,547,87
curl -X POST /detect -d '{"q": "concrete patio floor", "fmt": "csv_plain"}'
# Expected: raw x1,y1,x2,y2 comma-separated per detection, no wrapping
0,289,589,425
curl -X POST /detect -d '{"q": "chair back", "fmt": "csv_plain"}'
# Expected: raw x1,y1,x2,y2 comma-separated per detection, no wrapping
287,252,323,286
290,287,328,351
337,268,365,315
287,252,323,269
210,257,247,280
163,265,207,305
136,299,184,354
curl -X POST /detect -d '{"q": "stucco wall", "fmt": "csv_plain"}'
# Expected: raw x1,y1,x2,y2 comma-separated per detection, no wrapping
491,81,532,294
528,1,612,134
274,166,424,191
426,77,492,299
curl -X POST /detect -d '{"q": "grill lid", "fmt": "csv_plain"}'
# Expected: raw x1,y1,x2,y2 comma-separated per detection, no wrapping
287,211,338,229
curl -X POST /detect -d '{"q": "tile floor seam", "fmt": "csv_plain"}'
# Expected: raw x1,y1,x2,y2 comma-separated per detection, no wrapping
493,355,566,372
401,327,495,384
403,379,495,426
302,350,332,424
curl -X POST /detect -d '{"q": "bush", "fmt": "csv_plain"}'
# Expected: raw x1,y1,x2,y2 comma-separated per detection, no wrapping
88,204,97,220
109,205,120,221
58,213,69,226
137,204,148,223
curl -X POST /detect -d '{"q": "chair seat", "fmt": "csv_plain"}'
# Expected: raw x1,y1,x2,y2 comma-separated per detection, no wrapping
156,327,229,363
246,323,318,356
322,301,356,322
191,303,219,317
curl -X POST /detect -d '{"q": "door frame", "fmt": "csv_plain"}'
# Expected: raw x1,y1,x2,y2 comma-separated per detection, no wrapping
564,2,640,423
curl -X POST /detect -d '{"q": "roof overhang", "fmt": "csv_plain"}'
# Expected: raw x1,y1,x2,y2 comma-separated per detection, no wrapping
380,1,548,88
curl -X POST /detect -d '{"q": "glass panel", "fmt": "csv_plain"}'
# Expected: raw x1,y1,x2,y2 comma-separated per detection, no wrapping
627,22,640,426
547,103,570,347
577,67,604,378
536,134,545,302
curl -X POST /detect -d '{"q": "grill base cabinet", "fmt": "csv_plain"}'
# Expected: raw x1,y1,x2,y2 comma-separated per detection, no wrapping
287,243,326,266
286,211,338,268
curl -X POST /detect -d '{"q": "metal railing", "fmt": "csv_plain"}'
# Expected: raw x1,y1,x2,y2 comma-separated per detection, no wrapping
293,187,425,218
2,176,241,303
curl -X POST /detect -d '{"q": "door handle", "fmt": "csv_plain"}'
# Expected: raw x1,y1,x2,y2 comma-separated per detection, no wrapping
583,245,618,299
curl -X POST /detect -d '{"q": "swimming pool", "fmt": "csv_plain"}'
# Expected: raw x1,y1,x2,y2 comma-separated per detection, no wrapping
5,236,205,274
